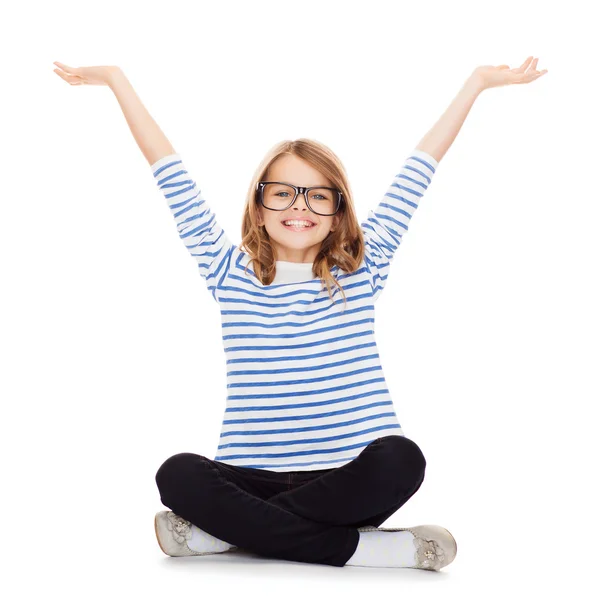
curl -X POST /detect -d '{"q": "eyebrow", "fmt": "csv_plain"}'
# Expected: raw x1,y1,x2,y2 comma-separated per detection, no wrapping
269,181,329,188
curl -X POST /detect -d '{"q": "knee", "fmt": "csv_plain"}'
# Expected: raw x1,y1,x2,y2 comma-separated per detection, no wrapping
380,435,427,484
155,452,202,495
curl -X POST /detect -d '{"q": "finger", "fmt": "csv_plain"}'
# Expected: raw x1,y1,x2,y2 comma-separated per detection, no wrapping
53,69,69,81
526,57,539,75
515,70,546,85
515,56,534,73
530,70,547,80
53,61,73,73
54,69,85,85
53,61,81,77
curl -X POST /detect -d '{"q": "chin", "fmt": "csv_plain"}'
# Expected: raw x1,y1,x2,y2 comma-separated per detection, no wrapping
272,233,323,247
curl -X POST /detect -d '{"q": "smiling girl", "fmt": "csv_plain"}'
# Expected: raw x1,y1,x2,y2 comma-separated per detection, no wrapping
54,56,546,570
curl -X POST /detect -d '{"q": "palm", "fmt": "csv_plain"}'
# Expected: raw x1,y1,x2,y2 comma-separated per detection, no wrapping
52,61,115,86
474,56,548,90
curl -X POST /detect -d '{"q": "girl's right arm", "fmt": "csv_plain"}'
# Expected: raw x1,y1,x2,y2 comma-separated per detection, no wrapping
108,69,237,302
54,63,235,302
107,68,175,166
150,153,236,302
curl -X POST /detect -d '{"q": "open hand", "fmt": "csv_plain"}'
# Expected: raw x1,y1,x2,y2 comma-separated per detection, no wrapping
471,56,548,91
52,61,119,86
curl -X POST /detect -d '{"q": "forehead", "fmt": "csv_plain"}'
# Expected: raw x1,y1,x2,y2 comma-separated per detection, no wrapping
267,154,331,187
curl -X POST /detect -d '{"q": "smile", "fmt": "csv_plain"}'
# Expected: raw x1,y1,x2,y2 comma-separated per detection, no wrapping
281,219,316,231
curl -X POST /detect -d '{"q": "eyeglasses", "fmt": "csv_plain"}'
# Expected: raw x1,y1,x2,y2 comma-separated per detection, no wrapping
256,181,343,216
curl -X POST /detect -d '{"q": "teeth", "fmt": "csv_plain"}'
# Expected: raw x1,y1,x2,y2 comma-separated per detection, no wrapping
283,220,314,227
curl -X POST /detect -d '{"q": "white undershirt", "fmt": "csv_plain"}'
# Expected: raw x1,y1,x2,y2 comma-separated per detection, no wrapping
271,260,316,285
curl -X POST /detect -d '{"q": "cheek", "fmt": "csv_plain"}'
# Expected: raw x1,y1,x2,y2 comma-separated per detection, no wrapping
262,217,284,238
264,215,279,231
323,218,335,232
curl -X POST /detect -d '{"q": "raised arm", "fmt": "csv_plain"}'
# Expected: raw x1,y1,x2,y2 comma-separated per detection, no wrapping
413,57,546,164
108,68,237,302
106,68,176,166
361,74,481,301
361,149,438,302
53,63,236,302
150,153,236,302
361,57,546,302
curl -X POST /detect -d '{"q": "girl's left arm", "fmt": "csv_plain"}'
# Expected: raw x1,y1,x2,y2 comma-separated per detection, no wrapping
361,56,547,302
414,76,482,164
416,56,548,162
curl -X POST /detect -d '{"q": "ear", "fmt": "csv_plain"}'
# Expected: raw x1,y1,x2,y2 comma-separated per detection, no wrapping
257,206,264,227
330,213,341,232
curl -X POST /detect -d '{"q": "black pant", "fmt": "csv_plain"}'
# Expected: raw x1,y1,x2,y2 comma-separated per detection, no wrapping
155,434,426,567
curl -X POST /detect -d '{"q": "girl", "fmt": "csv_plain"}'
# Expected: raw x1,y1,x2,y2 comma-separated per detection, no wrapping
53,56,547,571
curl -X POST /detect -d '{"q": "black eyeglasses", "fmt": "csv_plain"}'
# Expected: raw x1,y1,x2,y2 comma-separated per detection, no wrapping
256,181,343,216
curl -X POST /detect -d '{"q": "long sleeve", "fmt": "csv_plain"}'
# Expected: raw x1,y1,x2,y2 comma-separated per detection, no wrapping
361,148,438,302
151,153,237,303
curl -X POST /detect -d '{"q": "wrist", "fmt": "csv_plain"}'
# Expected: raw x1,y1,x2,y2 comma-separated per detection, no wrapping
465,72,487,95
106,67,126,89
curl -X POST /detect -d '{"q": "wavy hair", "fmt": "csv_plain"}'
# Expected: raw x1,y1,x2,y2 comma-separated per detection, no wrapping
240,138,365,310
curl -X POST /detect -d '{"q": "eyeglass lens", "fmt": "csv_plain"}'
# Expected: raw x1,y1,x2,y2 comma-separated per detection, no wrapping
261,183,339,215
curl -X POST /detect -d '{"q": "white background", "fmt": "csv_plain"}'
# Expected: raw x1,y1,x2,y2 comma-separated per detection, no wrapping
2,0,598,597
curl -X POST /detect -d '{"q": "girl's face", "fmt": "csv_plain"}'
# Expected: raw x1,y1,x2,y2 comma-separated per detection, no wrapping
257,154,340,263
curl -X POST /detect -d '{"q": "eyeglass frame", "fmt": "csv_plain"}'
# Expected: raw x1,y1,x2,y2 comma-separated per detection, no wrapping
256,181,344,216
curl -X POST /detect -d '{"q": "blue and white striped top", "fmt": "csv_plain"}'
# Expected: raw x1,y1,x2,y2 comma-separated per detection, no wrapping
151,148,438,471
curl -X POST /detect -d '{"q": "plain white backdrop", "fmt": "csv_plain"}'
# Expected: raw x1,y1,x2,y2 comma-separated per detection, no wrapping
2,0,598,598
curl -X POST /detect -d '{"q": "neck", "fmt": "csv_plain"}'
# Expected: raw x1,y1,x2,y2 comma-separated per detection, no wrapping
273,243,320,263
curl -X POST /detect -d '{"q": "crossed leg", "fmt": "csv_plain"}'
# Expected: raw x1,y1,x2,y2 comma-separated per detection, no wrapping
267,435,426,528
155,435,425,566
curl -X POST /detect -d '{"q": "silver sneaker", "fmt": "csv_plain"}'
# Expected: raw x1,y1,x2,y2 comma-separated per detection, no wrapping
357,524,457,571
154,510,239,557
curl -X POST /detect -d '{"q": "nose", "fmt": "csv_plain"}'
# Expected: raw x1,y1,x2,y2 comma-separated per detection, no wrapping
293,191,309,211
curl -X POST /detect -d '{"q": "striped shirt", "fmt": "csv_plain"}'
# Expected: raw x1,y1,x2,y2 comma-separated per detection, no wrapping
151,148,438,471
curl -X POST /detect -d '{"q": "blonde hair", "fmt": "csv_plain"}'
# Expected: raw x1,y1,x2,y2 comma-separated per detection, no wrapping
240,138,365,310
